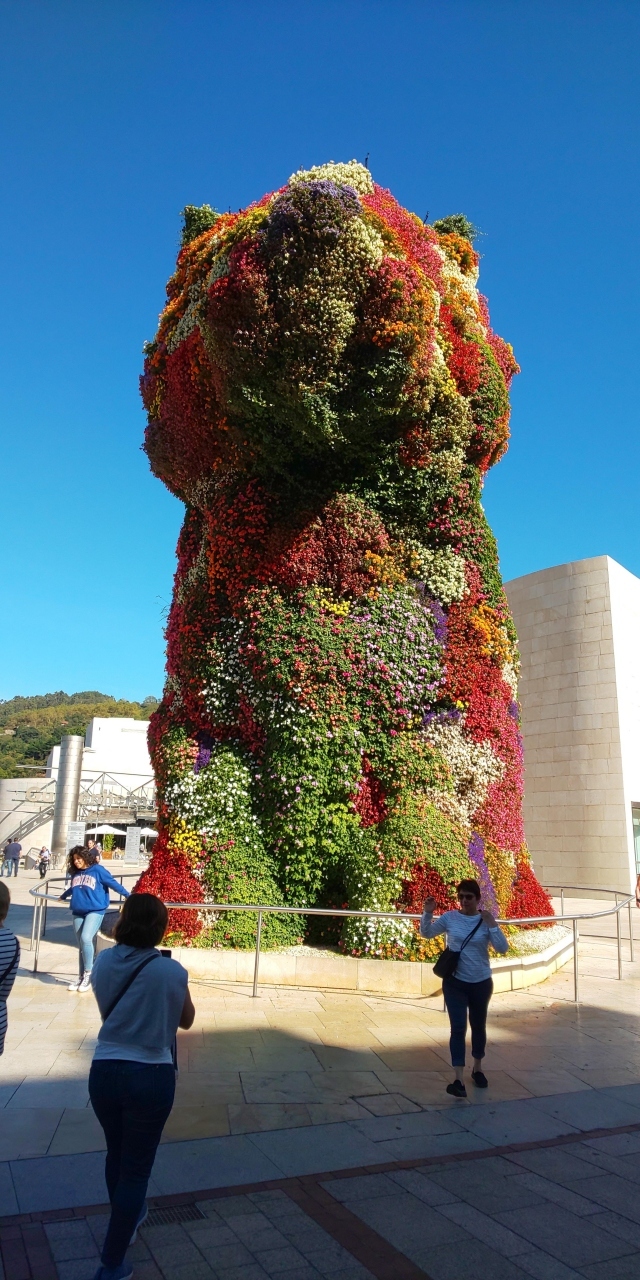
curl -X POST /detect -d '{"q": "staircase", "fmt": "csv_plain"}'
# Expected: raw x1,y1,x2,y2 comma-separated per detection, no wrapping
3,772,156,847
3,803,55,846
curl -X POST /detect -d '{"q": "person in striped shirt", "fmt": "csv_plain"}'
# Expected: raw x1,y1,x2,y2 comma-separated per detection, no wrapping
0,883,20,1055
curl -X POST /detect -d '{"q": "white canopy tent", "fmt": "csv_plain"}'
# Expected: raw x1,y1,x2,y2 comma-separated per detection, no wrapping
86,825,127,836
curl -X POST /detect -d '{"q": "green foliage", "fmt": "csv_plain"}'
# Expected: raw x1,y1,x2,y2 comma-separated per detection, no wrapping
433,214,478,242
167,743,303,949
180,204,220,246
0,692,155,779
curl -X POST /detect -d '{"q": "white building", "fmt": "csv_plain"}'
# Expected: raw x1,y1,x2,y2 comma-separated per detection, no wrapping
1,718,153,856
46,717,152,787
505,555,640,893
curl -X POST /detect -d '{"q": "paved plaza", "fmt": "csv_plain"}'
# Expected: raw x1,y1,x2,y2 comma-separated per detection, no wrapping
1,874,640,1278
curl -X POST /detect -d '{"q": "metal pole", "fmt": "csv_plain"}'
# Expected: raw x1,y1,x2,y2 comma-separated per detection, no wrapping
33,899,43,973
51,735,84,860
629,900,635,963
617,901,623,979
30,892,38,950
252,911,263,998
42,897,48,939
560,888,564,917
573,918,579,1004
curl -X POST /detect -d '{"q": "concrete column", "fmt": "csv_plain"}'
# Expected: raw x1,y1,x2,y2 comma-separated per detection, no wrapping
51,735,84,856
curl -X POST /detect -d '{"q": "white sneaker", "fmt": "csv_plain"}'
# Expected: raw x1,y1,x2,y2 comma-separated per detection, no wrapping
68,979,82,991
78,973,92,992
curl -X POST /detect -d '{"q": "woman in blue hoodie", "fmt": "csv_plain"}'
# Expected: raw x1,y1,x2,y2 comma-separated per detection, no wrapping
60,846,130,992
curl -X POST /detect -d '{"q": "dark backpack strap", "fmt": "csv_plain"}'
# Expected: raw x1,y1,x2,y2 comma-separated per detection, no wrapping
458,916,483,954
101,952,160,1023
0,937,19,985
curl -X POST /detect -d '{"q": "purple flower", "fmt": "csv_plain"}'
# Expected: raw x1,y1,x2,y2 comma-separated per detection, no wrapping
422,706,461,729
467,832,499,916
194,732,215,774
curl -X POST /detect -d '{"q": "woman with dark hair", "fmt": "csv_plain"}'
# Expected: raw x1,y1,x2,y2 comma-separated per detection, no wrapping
421,878,508,1098
89,893,195,1280
60,847,130,992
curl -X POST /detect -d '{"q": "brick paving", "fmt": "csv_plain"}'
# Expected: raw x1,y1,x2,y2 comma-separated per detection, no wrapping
3,1121,640,1279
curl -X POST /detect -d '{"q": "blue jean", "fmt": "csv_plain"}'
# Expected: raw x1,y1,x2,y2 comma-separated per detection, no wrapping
89,1060,176,1268
72,912,104,977
1,859,18,877
443,975,493,1067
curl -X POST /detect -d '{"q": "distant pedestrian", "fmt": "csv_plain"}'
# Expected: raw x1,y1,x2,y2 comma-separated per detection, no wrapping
60,846,130,993
0,883,20,1055
89,893,195,1280
421,878,509,1097
2,841,21,877
87,838,103,863
38,847,51,879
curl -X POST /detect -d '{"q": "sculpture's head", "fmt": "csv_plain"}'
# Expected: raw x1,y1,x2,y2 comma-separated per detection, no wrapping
141,161,518,507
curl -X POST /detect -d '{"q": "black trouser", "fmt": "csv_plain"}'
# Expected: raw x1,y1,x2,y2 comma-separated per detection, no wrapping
443,975,493,1067
89,1059,175,1268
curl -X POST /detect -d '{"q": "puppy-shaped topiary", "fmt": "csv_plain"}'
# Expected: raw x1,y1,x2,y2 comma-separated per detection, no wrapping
137,161,551,951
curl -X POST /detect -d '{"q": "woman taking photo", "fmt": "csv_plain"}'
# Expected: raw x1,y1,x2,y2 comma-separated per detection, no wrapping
60,845,130,992
421,878,508,1097
90,892,195,1280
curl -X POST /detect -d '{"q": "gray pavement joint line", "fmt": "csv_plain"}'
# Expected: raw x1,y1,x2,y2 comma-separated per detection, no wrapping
3,1116,640,1229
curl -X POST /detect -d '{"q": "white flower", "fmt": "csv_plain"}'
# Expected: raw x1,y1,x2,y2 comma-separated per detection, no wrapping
287,160,374,195
407,544,467,604
424,718,504,823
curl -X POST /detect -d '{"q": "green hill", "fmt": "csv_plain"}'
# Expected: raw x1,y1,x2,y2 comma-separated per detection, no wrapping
0,692,159,779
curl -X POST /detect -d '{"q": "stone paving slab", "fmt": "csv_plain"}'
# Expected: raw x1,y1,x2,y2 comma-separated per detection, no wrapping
4,875,640,1161
3,1083,640,1217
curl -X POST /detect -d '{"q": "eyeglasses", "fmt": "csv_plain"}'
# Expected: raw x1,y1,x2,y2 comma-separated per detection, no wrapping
458,893,478,901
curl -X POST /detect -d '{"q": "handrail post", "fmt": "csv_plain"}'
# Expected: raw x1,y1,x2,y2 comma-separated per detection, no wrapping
33,899,43,973
629,899,635,963
573,918,579,1003
252,910,262,998
616,899,623,979
560,888,564,917
30,891,38,950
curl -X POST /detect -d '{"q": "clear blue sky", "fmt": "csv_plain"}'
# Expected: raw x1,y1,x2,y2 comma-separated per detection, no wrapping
1,1,638,701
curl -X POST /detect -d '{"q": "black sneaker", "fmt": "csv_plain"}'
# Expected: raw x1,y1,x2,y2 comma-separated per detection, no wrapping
471,1070,488,1088
446,1079,467,1098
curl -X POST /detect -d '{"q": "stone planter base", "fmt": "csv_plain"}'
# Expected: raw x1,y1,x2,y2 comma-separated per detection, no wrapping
97,930,573,997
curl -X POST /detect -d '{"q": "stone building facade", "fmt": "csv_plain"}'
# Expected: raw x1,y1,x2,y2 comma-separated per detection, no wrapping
505,556,640,893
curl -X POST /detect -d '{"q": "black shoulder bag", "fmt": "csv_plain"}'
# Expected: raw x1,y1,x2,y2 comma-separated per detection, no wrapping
432,915,483,980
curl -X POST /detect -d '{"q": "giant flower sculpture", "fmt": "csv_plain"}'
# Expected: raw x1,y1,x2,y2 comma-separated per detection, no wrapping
137,160,551,953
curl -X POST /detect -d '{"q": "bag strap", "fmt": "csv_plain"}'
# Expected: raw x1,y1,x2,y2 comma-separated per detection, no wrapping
458,915,483,954
101,952,160,1023
0,937,19,985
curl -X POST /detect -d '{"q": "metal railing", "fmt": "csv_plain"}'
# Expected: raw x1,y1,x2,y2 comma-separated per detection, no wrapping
28,877,636,1003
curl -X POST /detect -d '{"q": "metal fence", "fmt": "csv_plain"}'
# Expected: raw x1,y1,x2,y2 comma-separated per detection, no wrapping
29,877,636,1003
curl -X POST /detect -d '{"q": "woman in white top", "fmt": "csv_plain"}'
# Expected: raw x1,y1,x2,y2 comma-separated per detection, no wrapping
421,877,508,1098
89,893,195,1280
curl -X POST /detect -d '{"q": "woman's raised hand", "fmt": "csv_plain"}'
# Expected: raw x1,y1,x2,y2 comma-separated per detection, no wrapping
481,909,497,928
423,896,437,914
